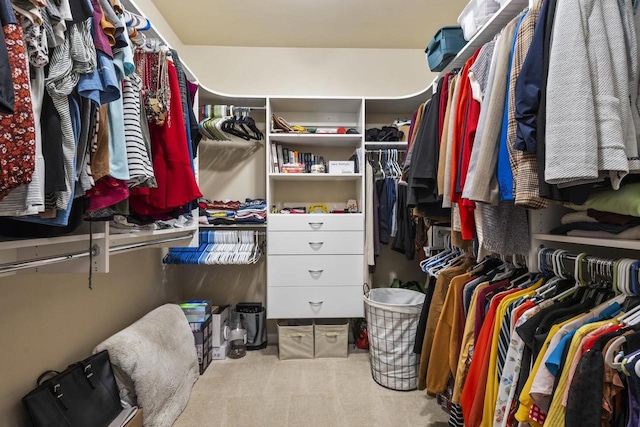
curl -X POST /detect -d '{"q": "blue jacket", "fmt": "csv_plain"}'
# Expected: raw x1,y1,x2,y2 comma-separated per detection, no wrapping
513,0,551,153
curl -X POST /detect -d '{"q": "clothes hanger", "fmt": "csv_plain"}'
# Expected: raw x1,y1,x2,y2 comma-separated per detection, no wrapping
378,150,385,178
605,335,632,371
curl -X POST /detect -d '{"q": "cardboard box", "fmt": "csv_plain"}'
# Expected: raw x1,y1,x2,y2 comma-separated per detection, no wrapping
328,161,355,174
210,340,229,360
211,306,230,347
124,409,142,427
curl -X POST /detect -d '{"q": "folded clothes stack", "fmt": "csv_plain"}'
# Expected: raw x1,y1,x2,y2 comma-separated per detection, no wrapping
198,198,266,225
236,199,267,224
551,183,640,239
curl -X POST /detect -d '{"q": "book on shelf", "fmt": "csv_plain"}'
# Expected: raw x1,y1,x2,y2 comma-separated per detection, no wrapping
271,144,328,173
271,144,279,173
276,144,284,172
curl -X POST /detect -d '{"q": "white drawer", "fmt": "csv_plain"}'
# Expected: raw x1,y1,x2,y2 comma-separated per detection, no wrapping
268,214,364,232
268,231,363,255
267,286,364,319
268,255,363,286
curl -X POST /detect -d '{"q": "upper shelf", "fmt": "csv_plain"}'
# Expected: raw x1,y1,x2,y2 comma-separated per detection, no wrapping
269,173,363,181
430,0,529,85
532,233,640,251
364,141,408,149
270,98,363,114
268,133,362,147
365,90,433,115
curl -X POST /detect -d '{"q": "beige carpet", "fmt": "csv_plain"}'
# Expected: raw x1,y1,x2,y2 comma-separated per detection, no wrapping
174,345,450,427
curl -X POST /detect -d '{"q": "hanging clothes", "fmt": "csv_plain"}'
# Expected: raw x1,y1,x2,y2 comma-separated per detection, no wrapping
129,56,202,215
0,0,36,199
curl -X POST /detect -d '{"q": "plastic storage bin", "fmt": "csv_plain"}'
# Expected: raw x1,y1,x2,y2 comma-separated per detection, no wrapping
188,314,212,375
364,287,425,391
277,320,314,360
314,319,349,359
425,26,466,72
457,0,501,40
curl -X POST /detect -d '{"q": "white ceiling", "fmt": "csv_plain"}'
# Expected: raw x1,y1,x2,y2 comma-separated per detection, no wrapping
151,0,469,49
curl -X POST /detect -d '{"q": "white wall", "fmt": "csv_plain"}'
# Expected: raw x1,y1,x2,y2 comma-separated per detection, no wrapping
0,251,183,427
182,45,436,98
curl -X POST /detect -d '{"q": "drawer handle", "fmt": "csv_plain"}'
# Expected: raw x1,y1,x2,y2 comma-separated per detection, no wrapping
308,241,324,248
308,269,324,275
308,301,324,306
287,333,307,338
308,222,324,230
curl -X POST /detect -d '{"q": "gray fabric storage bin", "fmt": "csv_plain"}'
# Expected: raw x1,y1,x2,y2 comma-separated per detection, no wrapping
314,319,349,358
277,320,314,360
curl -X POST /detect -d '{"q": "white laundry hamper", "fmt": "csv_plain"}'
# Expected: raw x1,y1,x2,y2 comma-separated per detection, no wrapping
363,286,425,391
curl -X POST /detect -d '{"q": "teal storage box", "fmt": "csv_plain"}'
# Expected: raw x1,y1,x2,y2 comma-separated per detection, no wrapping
425,26,466,72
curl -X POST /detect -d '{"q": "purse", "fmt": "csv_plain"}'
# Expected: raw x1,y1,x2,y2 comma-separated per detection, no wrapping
22,350,123,427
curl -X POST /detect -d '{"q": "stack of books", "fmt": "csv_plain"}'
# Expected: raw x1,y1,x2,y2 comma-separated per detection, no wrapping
271,144,325,173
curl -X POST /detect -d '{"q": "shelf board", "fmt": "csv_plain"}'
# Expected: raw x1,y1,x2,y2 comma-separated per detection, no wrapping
269,173,363,181
532,233,640,251
0,233,106,251
365,141,408,149
365,89,433,115
268,133,362,147
270,98,362,114
200,137,263,148
429,0,528,90
199,223,267,229
109,226,197,247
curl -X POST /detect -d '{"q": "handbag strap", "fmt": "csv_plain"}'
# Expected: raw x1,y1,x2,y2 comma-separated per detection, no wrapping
36,370,70,410
81,361,98,389
36,370,60,386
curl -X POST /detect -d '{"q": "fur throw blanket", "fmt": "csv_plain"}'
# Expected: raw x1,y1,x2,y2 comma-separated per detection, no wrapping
94,304,199,427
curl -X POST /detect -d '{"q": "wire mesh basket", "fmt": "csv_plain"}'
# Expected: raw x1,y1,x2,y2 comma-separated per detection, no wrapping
363,285,425,391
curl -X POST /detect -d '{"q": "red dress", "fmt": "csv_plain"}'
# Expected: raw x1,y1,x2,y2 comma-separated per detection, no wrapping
130,58,201,215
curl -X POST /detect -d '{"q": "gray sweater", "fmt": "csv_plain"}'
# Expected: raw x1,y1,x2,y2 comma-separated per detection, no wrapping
545,0,635,189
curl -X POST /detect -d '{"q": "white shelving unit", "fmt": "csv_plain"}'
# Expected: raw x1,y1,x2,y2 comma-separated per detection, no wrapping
266,98,366,319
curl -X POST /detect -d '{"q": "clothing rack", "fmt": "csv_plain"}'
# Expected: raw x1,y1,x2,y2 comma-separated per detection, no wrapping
109,233,196,254
0,245,100,274
163,230,266,265
537,247,640,292
0,232,197,275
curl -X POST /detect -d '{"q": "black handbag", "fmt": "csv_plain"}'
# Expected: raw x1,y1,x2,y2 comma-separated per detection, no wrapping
22,350,123,427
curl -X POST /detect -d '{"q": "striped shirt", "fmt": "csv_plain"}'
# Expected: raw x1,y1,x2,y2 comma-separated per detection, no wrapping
123,72,156,188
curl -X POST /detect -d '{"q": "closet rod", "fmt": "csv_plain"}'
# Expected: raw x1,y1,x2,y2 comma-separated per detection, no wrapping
109,233,196,253
200,231,267,236
0,245,100,274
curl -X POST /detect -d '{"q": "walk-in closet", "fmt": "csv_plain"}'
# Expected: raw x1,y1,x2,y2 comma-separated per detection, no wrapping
3,0,640,426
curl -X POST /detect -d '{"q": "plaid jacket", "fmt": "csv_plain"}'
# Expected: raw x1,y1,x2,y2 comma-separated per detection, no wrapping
506,0,548,209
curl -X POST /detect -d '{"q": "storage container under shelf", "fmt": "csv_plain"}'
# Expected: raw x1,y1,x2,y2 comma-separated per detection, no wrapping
277,320,314,360
314,319,349,359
